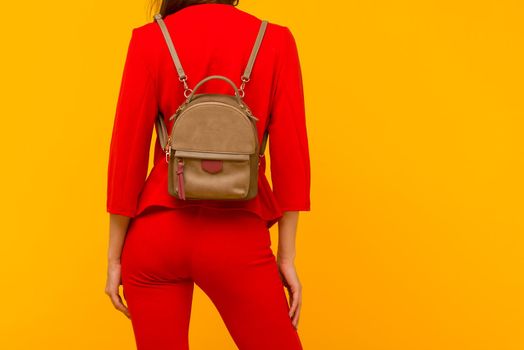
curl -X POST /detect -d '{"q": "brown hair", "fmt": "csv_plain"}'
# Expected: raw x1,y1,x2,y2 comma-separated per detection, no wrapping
149,0,239,18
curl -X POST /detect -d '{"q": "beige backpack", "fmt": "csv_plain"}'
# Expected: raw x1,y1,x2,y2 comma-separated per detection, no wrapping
153,13,269,200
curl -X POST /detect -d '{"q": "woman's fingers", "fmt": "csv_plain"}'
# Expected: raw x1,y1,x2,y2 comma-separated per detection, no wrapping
105,262,131,319
278,263,302,329
288,286,299,317
289,284,301,329
292,298,301,329
108,290,131,319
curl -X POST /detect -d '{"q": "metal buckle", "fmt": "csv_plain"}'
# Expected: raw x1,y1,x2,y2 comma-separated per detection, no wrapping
239,76,250,98
179,76,193,98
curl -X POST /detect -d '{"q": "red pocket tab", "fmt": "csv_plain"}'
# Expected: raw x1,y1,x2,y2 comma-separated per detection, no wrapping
201,159,223,173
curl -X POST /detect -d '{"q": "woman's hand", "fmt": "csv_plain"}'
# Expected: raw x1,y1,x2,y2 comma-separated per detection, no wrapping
277,260,302,329
106,214,132,319
105,259,131,319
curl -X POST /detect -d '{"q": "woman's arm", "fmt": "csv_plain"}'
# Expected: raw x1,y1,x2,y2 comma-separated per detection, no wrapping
105,214,131,319
268,26,310,330
107,214,131,263
276,211,299,265
106,27,158,218
105,27,157,319
276,211,302,330
268,26,311,212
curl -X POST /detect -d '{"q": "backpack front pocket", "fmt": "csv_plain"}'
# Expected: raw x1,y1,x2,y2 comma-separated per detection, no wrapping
168,149,252,200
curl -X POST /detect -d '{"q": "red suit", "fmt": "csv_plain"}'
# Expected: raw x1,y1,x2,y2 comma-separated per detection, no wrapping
107,4,310,349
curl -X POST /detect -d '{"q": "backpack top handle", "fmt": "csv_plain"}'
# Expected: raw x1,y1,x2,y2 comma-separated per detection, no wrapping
186,75,240,104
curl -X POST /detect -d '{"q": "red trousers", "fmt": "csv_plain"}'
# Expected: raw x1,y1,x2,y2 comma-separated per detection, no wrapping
121,205,303,350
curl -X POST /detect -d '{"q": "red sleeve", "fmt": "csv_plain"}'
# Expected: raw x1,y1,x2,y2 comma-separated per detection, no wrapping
106,28,158,217
268,26,311,212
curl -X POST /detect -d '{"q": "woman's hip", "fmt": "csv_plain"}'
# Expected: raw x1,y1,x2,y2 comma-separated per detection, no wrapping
121,205,273,283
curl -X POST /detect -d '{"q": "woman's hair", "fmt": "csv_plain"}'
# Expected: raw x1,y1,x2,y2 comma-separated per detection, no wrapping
149,0,239,17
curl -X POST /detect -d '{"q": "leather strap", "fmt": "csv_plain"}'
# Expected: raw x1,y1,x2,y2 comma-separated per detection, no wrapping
259,123,269,157
153,13,187,80
187,75,243,104
242,20,268,82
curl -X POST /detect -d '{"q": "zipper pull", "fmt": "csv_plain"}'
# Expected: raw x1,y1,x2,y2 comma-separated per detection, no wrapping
176,159,186,200
164,137,171,163
239,103,259,121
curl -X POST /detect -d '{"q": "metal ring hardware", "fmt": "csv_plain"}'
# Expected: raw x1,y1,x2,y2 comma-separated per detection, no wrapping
179,76,193,98
239,76,250,98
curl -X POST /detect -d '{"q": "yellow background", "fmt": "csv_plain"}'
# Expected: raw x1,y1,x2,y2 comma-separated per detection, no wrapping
0,0,523,349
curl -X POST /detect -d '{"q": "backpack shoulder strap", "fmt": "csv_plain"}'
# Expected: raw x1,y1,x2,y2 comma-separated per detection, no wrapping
241,20,268,82
243,21,270,157
154,13,187,81
154,14,268,85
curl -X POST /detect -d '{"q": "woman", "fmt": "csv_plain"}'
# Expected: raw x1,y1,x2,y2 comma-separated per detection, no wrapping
105,1,311,349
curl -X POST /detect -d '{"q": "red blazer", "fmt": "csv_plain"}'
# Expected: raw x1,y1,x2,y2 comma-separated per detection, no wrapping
107,3,311,228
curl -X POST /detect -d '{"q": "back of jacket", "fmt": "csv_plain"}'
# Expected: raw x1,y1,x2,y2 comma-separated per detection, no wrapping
107,3,311,228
